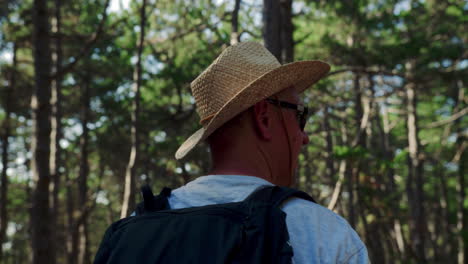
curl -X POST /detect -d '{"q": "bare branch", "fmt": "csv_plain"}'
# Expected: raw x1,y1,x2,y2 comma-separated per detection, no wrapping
294,31,314,45
50,0,111,79
239,29,261,39
147,14,229,45
424,107,468,129
328,67,404,78
452,141,466,164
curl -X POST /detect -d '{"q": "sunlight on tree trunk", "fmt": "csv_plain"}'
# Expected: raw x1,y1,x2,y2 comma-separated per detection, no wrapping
328,160,346,211
121,0,147,219
49,0,64,262
230,0,241,45
454,82,467,264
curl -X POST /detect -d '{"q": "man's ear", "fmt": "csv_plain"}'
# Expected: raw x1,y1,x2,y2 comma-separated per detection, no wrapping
252,101,273,141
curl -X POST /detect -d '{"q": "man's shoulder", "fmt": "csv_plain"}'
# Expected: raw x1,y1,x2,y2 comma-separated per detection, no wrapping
281,197,368,263
281,196,351,228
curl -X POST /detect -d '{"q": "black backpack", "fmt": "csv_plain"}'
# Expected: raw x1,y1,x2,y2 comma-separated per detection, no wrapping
94,185,316,264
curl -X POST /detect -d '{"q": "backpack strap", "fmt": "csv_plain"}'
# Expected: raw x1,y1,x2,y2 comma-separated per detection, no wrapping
244,185,316,207
141,185,155,211
137,185,172,214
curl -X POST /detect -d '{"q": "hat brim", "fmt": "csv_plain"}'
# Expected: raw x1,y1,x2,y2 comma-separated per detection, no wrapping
175,60,330,159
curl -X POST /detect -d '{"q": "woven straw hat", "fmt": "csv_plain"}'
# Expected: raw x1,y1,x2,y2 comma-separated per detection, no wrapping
175,42,330,159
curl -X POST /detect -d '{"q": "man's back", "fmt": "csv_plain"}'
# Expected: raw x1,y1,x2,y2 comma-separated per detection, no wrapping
168,175,369,264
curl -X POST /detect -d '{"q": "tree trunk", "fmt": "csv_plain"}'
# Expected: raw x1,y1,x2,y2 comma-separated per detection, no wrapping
0,92,10,262
77,78,91,264
49,0,63,262
324,107,335,181
370,74,405,259
324,106,345,211
346,73,364,229
328,160,346,211
454,81,467,264
430,108,456,260
142,132,152,185
31,0,53,263
262,0,281,60
230,0,241,45
279,0,293,63
66,170,76,264
0,42,16,262
458,139,467,264
121,0,147,218
405,67,426,262
263,0,294,63
346,164,356,228
353,73,365,146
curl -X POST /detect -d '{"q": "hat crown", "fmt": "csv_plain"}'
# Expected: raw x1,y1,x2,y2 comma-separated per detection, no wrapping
191,42,281,125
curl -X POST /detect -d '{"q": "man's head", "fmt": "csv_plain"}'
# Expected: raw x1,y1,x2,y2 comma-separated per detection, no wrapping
208,85,310,186
175,42,330,184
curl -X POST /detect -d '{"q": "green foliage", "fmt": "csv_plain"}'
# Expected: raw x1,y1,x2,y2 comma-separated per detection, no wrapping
0,0,466,263
333,145,369,159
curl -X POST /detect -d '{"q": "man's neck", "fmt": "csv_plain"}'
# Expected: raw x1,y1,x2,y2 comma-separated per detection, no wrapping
210,165,270,181
210,153,275,184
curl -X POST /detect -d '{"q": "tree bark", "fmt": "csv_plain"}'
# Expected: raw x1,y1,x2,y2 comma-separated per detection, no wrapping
458,139,467,264
454,81,467,264
405,65,426,262
370,74,405,258
262,0,281,60
230,0,241,45
0,42,16,262
324,106,336,183
328,160,346,211
31,0,53,263
324,106,345,211
346,73,364,229
346,164,356,228
49,0,63,262
121,0,147,218
0,101,9,262
429,111,456,260
353,73,365,146
279,0,293,63
66,170,75,264
263,0,294,63
77,78,91,264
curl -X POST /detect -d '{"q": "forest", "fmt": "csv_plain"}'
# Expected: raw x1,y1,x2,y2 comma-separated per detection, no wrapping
0,0,466,263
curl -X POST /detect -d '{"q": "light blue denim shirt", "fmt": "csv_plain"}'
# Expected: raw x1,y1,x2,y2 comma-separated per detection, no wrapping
168,175,369,264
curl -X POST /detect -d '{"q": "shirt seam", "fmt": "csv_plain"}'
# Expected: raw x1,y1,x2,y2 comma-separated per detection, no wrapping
341,245,366,263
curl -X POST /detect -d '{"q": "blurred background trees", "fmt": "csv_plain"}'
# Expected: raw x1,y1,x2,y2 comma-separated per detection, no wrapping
0,0,466,263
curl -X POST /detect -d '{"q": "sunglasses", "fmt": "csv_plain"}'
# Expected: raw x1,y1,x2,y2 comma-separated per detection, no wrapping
266,98,309,131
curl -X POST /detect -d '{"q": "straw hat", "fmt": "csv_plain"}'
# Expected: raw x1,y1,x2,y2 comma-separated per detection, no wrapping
175,41,330,159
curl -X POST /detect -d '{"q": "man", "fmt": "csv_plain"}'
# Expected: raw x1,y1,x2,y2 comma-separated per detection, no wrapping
172,42,368,263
